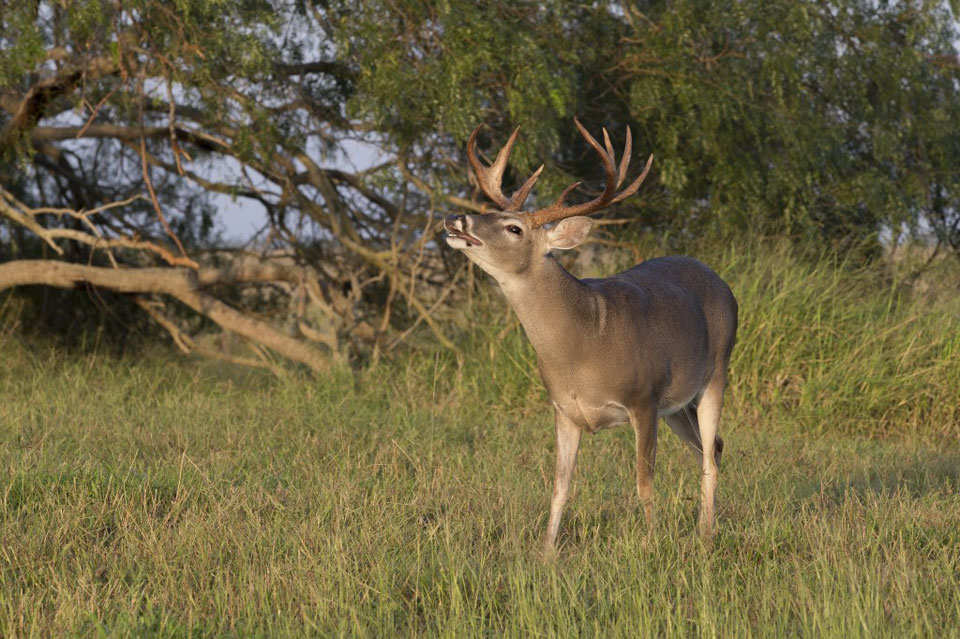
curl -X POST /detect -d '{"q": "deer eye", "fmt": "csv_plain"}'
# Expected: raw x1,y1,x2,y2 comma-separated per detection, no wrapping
506,225,523,236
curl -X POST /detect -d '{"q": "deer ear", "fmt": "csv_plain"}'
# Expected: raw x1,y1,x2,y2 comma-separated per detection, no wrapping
546,216,593,250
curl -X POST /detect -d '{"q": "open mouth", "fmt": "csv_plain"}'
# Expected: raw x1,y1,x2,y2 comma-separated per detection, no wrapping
446,228,483,247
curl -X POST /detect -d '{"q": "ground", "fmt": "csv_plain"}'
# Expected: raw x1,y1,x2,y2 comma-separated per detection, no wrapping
1,341,957,637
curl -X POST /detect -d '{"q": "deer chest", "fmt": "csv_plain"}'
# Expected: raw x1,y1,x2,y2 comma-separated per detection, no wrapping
551,395,630,433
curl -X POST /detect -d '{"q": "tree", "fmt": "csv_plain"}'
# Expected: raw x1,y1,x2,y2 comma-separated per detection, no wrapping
611,0,960,254
2,1,959,371
1,1,633,369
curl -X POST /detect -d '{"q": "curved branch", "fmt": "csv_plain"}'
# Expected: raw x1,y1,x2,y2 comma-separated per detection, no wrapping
0,260,330,373
134,296,280,373
43,228,195,267
30,124,228,151
0,56,119,147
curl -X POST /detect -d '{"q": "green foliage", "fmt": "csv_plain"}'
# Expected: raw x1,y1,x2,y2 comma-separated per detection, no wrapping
0,9,47,89
338,1,582,170
614,0,960,247
4,0,960,247
332,0,960,250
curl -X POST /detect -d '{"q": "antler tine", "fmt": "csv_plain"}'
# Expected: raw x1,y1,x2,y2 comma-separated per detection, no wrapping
508,164,544,212
549,180,582,209
467,125,543,212
574,118,618,200
617,127,632,188
527,119,649,228
489,127,520,185
610,152,653,204
467,125,514,210
602,127,618,178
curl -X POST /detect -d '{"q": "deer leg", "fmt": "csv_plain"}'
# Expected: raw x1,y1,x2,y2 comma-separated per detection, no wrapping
629,404,658,535
696,377,726,539
543,409,582,556
664,405,724,469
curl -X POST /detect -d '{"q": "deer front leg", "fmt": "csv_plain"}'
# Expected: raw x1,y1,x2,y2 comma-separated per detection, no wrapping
629,404,658,535
543,409,582,556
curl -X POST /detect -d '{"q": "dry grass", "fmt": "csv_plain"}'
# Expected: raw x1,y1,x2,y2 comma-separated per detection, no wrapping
1,241,958,636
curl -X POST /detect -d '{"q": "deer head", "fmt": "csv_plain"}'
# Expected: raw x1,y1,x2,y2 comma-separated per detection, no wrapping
444,119,652,282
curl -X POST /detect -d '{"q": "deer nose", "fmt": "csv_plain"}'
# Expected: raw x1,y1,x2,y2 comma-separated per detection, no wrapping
444,214,465,231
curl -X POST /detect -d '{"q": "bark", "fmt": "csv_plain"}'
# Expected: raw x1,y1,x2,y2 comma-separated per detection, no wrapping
0,260,330,372
0,57,119,147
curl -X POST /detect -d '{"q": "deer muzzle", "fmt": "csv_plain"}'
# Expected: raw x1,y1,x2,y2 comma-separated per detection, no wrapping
444,214,483,248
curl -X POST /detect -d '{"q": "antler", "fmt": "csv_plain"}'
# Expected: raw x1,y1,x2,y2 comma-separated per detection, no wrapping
466,120,652,227
526,119,653,228
467,125,544,212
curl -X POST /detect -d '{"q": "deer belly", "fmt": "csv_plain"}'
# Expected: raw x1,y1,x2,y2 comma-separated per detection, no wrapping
657,395,699,417
552,398,630,433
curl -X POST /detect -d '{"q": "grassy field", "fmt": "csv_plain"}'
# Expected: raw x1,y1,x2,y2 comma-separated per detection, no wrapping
1,242,958,637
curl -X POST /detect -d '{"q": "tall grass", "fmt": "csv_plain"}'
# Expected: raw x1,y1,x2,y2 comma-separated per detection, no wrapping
0,240,957,636
722,242,960,441
450,237,960,441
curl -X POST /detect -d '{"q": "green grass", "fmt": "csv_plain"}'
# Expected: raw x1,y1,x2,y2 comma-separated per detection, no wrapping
1,241,958,637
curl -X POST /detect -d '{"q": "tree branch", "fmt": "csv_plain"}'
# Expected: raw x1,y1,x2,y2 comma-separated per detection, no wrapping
398,162,491,214
0,56,119,147
134,296,281,373
0,260,330,373
30,124,228,151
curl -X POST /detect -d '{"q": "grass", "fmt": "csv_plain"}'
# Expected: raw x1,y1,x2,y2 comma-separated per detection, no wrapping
1,241,958,637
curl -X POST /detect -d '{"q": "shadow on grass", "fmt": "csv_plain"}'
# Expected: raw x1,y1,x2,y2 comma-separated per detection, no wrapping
802,444,960,504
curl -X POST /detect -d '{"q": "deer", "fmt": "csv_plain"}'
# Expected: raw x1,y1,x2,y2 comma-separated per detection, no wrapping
444,120,738,555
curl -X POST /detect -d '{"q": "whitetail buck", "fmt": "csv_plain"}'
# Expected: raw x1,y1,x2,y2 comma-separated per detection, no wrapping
445,120,738,554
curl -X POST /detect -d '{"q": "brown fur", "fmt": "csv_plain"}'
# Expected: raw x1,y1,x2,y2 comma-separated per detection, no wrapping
446,211,738,553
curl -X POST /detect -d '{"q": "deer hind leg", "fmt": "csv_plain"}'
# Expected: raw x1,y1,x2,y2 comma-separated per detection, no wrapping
696,376,726,539
543,409,582,556
628,404,659,535
664,405,724,469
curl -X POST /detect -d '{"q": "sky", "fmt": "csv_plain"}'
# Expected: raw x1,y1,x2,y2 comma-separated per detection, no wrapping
211,138,387,245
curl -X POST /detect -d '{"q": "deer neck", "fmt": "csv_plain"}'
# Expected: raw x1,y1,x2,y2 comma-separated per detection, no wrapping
496,255,599,359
